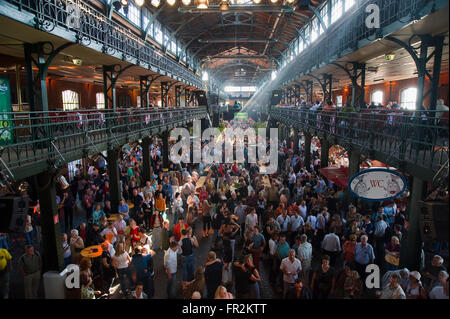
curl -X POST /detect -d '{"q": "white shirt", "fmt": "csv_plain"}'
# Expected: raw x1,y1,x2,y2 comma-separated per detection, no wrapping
299,205,307,219
164,248,180,274
100,227,118,244
429,285,449,299
280,257,302,283
245,213,258,230
269,239,277,256
307,215,317,230
290,215,304,232
298,242,313,262
113,252,130,269
62,241,71,259
277,215,290,232
322,233,341,252
289,173,296,184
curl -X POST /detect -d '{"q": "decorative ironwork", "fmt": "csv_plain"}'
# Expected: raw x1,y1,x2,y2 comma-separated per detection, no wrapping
0,107,208,181
4,0,202,88
270,107,449,181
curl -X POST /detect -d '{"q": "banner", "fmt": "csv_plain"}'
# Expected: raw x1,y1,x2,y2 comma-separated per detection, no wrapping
0,75,13,145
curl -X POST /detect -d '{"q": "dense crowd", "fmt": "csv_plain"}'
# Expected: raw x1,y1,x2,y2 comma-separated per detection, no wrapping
0,118,448,300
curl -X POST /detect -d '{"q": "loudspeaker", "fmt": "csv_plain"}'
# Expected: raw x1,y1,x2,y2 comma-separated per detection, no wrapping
271,90,282,106
419,201,449,242
0,195,30,233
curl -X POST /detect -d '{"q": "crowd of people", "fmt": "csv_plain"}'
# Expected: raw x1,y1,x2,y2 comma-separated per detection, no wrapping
0,117,448,300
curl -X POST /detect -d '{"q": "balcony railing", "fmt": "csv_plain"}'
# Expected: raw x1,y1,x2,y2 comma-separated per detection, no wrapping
0,106,207,181
270,106,449,177
2,0,202,87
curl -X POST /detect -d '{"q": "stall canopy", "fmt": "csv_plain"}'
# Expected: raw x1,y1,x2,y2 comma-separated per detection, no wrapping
319,166,349,188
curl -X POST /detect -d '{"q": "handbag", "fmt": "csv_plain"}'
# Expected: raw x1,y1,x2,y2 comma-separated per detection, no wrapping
385,254,400,266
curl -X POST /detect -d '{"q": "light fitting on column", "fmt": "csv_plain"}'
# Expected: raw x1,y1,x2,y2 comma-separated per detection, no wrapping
270,0,278,3
253,0,262,3
167,0,176,5
134,0,145,6
120,0,129,6
182,0,191,4
286,0,295,3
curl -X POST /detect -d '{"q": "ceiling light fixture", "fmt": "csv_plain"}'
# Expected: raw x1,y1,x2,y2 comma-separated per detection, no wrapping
167,0,176,5
120,0,129,6
134,0,144,6
219,0,229,10
286,0,295,3
151,0,160,6
253,0,262,3
182,0,191,4
270,0,278,3
196,0,209,9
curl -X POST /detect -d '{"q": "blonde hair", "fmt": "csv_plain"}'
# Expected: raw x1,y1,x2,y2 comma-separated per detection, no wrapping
214,285,227,299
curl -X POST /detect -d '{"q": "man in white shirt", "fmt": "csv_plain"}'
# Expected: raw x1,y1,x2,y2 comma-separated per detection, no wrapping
297,234,313,286
280,249,302,299
321,228,341,267
276,211,291,233
289,211,304,244
377,273,406,299
131,282,148,299
245,208,258,234
164,241,181,299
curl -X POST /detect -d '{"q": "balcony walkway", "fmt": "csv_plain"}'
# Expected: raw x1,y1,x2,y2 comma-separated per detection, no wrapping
0,107,208,181
270,107,449,182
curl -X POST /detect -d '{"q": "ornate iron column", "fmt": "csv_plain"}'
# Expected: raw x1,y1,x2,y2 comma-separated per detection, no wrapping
175,85,182,107
103,64,134,110
320,137,330,168
141,136,152,183
160,81,169,108
332,62,366,108
304,131,312,170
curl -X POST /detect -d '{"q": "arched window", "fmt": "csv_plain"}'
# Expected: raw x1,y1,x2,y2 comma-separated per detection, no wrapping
371,91,383,105
400,87,417,110
96,93,105,109
61,90,79,111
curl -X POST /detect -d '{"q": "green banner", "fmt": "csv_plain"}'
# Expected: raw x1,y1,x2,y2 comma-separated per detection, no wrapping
0,75,13,145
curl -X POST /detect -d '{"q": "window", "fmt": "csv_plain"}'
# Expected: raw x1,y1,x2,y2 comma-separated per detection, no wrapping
154,21,163,44
400,88,417,110
371,91,383,105
320,3,329,31
336,95,343,107
62,90,79,111
310,18,319,43
345,0,355,11
331,0,343,24
96,93,105,109
127,3,141,27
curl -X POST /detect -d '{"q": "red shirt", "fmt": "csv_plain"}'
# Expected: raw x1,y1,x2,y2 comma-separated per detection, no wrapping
173,222,189,242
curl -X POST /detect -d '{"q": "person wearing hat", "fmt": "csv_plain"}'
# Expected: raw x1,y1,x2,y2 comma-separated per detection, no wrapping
405,271,427,299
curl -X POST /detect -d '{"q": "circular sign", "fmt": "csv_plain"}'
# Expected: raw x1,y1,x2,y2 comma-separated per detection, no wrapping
348,168,407,202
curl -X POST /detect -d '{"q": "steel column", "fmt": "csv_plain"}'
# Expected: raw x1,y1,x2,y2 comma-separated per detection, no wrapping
162,131,170,169
175,85,182,107
36,171,64,272
103,64,134,110
161,82,169,108
320,137,330,168
107,147,121,211
304,131,312,170
141,136,151,183
402,176,427,270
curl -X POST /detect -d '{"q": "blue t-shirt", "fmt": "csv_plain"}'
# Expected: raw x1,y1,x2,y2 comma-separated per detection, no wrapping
277,242,290,259
132,254,152,278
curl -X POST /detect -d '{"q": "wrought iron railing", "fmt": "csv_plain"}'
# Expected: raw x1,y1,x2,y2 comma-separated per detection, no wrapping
2,0,202,87
0,106,207,180
270,107,449,176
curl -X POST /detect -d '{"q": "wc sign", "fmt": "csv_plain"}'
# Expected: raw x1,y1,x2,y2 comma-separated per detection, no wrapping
348,169,407,202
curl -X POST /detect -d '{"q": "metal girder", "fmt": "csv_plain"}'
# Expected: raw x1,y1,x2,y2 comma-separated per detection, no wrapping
332,62,366,108
308,4,327,33
143,3,167,41
140,74,164,107
308,73,332,101
207,55,270,59
178,5,295,14
385,34,445,112
198,38,278,43
103,64,135,110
